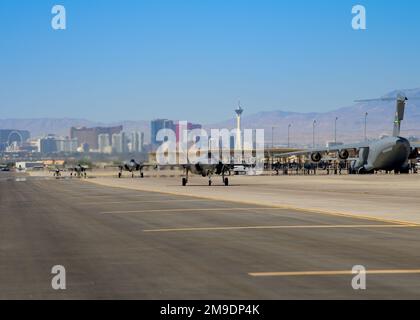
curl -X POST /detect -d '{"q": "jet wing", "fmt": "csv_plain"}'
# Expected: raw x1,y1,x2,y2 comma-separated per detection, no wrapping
277,142,370,159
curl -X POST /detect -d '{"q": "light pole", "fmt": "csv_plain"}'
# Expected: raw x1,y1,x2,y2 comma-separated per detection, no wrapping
271,126,276,168
312,120,317,148
288,124,292,148
334,117,338,144
271,126,275,149
364,112,368,141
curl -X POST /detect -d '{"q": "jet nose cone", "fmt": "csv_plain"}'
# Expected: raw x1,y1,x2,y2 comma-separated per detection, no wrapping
396,138,410,147
395,138,411,154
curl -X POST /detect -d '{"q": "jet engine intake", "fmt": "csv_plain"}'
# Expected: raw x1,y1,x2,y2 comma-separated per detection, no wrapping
338,149,350,160
311,152,322,163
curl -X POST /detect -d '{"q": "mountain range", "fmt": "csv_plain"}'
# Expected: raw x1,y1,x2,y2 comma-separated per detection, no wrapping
1,88,420,146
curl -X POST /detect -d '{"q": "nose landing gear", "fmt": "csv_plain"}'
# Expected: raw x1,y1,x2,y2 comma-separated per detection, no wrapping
224,177,229,186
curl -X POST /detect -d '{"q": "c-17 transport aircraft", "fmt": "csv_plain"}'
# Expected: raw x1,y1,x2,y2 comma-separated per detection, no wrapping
278,95,420,174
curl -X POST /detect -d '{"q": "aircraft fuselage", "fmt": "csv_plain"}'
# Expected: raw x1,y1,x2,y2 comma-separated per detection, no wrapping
356,136,411,172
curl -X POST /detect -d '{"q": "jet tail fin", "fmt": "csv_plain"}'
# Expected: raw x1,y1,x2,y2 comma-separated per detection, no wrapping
355,94,409,138
392,96,407,137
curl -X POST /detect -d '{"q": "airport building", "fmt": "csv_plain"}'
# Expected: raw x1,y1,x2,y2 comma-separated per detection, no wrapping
70,126,123,151
15,161,44,170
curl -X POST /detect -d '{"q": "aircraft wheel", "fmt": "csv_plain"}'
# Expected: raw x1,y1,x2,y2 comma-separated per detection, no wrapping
182,178,187,186
141,172,144,178
118,172,122,178
208,180,212,186
224,177,229,186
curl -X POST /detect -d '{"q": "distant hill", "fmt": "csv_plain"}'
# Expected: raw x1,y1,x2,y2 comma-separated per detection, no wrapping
1,88,419,146
208,88,420,146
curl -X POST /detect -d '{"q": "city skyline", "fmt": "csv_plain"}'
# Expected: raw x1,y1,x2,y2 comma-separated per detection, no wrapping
1,1,420,122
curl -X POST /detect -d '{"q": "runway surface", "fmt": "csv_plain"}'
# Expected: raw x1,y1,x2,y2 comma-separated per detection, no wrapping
2,172,420,299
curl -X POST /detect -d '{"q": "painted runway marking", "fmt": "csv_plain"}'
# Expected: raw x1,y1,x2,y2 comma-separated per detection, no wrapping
101,207,275,214
143,224,419,233
85,199,203,205
249,269,420,277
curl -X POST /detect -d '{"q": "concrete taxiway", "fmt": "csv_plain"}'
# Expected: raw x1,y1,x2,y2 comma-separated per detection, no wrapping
83,171,420,225
2,172,420,299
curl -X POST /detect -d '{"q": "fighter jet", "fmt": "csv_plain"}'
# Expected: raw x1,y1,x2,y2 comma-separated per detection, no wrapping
0,165,10,172
278,95,420,174
49,167,64,177
178,161,233,186
67,164,90,178
156,158,256,186
117,159,151,178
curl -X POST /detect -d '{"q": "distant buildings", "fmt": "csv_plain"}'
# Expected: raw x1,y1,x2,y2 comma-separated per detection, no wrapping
326,141,344,148
70,126,123,151
98,134,112,154
130,132,144,153
151,119,175,147
151,119,202,148
111,133,127,154
175,122,202,142
39,135,78,153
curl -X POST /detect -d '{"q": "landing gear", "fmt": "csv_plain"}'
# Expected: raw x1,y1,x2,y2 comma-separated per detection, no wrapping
208,179,212,186
118,172,122,178
140,172,144,178
131,172,134,178
395,169,409,174
222,170,229,186
182,168,189,186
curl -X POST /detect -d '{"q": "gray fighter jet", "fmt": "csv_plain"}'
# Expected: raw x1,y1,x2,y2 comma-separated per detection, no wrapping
117,159,151,178
67,164,90,178
279,95,420,174
180,161,233,186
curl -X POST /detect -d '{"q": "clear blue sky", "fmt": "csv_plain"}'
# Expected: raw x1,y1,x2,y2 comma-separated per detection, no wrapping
1,0,419,122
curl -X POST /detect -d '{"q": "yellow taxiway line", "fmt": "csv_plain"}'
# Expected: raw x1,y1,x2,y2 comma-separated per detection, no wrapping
249,269,420,277
143,224,419,233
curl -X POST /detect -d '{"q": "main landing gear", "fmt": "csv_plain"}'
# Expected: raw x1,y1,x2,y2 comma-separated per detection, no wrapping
182,168,189,186
224,177,229,186
181,174,229,186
